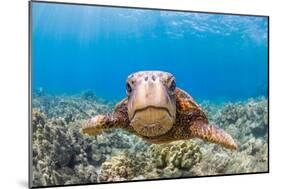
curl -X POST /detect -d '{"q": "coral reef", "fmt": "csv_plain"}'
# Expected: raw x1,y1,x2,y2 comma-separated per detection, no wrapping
149,141,202,178
31,90,268,187
190,137,268,175
206,97,268,144
32,109,99,186
98,141,201,181
192,98,268,175
98,150,156,181
32,90,113,121
31,92,136,187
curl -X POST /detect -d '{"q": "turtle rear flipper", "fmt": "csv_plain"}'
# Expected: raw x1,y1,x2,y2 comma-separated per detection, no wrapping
189,121,237,150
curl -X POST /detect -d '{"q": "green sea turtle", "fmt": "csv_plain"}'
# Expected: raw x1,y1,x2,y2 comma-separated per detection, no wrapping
82,71,237,150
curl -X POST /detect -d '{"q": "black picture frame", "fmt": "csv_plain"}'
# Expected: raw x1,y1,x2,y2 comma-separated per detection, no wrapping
28,1,270,188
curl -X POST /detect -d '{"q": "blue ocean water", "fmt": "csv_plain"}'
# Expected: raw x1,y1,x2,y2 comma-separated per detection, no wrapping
31,2,268,102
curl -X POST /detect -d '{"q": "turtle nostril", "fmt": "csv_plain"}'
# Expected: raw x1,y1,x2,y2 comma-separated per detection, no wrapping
144,76,148,81
152,75,156,81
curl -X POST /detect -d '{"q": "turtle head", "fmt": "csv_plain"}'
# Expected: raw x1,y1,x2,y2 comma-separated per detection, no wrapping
126,71,177,137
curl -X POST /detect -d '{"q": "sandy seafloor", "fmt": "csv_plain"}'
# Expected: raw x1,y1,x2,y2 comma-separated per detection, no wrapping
31,90,268,187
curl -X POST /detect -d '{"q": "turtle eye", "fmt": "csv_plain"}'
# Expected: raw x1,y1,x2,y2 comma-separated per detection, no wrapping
126,82,132,94
169,79,176,91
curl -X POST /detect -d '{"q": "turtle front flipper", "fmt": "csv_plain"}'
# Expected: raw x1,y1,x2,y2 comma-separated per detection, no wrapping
82,114,114,135
189,120,237,150
81,98,130,136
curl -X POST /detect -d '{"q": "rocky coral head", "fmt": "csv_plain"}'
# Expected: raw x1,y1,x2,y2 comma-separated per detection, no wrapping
126,71,177,137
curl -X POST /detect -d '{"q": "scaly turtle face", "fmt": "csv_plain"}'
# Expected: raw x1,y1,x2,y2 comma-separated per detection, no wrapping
126,71,177,137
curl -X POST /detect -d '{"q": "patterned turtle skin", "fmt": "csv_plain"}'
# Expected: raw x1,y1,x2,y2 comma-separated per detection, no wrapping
82,71,237,150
